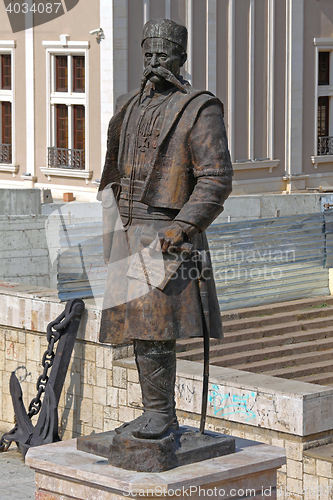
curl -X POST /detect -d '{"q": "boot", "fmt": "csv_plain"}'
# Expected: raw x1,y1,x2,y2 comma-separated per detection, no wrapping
115,339,178,439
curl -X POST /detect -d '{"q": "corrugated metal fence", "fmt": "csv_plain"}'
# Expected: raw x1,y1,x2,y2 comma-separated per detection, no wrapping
57,222,106,301
57,211,333,310
207,212,330,311
324,209,333,268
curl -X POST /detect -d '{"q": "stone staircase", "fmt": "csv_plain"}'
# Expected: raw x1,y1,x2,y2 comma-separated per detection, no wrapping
176,295,333,385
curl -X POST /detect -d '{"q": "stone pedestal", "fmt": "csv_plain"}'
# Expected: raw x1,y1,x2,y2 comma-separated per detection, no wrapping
26,437,285,499
77,427,236,472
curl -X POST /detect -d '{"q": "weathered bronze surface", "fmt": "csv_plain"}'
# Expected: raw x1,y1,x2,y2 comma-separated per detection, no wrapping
77,427,236,473
0,299,85,458
88,18,233,468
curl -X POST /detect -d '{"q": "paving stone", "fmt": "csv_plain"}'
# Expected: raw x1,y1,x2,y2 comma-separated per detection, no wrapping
0,445,35,500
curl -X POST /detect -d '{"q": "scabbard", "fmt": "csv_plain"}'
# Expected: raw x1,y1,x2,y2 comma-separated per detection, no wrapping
196,249,211,434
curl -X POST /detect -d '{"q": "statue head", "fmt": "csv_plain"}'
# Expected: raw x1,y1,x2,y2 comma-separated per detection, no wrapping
142,19,187,53
140,19,188,95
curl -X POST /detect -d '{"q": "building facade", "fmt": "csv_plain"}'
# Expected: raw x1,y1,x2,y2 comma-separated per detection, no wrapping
0,0,333,200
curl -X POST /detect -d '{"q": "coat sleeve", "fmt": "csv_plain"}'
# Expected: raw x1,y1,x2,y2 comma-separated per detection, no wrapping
97,91,139,200
96,113,123,200
174,101,233,237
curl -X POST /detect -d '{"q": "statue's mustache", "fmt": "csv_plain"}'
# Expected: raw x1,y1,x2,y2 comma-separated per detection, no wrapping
139,65,189,103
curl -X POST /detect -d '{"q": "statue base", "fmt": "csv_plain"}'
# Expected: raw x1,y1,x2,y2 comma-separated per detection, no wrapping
77,426,236,472
26,437,285,500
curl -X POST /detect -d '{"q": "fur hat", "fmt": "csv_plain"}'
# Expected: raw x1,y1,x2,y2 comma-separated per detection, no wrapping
141,19,187,52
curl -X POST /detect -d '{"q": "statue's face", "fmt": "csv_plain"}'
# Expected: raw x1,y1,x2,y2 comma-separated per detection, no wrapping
142,38,186,90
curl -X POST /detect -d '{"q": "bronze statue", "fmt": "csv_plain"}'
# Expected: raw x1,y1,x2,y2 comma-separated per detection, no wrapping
98,18,233,442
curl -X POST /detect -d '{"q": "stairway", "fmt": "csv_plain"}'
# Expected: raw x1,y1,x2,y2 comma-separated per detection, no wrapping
176,295,333,386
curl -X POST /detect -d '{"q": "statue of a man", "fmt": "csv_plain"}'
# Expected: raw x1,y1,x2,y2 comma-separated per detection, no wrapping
98,19,232,441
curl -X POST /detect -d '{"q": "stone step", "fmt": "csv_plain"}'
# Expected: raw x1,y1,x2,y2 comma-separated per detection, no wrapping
260,357,333,380
177,310,333,354
177,316,333,355
176,326,333,361
176,337,221,353
209,338,333,368
221,305,333,333
229,349,333,375
220,295,333,322
222,316,333,343
177,295,333,385
296,372,333,386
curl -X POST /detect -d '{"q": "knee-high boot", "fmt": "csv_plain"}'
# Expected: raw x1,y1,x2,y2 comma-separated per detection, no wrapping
115,339,178,439
133,339,178,439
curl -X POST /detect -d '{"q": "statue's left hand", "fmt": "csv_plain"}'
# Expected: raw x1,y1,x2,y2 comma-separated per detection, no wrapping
157,223,186,253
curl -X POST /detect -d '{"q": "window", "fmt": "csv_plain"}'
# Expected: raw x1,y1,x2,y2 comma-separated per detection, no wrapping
73,56,85,93
319,52,330,86
318,96,329,137
54,55,85,93
0,52,13,164
73,105,85,149
48,52,86,170
42,39,91,180
317,50,333,156
55,56,68,92
56,104,68,148
311,40,333,167
1,54,11,90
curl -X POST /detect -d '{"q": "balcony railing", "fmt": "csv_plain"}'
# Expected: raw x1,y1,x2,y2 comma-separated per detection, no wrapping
48,147,85,170
318,136,333,156
0,143,12,164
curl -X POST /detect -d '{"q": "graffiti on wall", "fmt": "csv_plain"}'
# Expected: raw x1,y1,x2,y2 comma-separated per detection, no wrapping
208,384,257,422
175,380,281,426
175,382,195,403
6,342,17,359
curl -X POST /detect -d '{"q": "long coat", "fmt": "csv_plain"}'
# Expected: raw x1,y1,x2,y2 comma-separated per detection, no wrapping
98,84,233,345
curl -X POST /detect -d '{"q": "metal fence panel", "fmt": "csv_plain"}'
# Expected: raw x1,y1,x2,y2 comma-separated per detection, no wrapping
57,212,331,310
207,212,329,311
57,222,107,302
324,209,333,268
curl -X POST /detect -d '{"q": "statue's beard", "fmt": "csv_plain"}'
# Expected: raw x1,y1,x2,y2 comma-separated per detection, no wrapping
139,66,189,102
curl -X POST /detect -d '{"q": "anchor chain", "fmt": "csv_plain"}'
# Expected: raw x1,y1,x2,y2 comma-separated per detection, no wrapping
27,334,56,418
0,298,85,452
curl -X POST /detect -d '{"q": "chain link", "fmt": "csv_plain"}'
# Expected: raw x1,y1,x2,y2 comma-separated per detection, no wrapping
27,332,57,418
27,326,65,417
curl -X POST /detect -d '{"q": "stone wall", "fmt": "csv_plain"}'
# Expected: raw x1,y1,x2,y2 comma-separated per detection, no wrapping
302,452,333,500
0,189,41,216
216,192,333,223
0,216,51,287
2,282,333,499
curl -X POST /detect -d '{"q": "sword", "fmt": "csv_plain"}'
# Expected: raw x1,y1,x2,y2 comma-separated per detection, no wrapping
196,248,211,434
